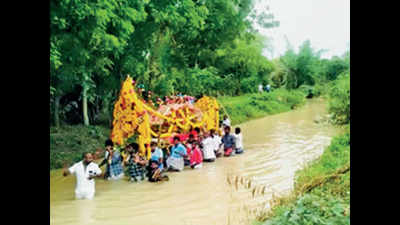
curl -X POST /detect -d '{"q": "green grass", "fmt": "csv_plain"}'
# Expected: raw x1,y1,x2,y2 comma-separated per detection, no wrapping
256,125,350,225
50,125,110,170
218,89,307,125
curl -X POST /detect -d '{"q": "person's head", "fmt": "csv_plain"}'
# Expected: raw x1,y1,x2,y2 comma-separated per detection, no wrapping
125,144,133,153
105,139,114,151
224,126,231,134
126,143,138,153
150,160,159,169
188,134,195,142
173,136,181,145
223,115,228,120
151,141,158,151
210,129,215,136
235,127,241,134
194,127,201,134
82,152,94,165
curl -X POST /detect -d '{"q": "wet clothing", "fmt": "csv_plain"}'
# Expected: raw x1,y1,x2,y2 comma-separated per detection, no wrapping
68,161,102,200
126,156,146,181
221,134,236,149
105,151,124,179
167,143,187,171
170,143,187,158
150,147,164,170
189,146,203,167
224,147,233,157
201,137,216,160
203,158,215,162
235,147,244,154
212,135,222,152
166,157,184,171
233,133,244,154
222,133,236,157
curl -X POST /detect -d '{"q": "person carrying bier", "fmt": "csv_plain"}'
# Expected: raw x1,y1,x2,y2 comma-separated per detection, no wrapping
201,131,216,162
150,141,164,171
147,159,169,182
166,136,187,172
187,139,203,169
221,126,236,157
233,127,244,154
210,129,222,158
222,115,231,129
100,139,124,180
124,143,147,182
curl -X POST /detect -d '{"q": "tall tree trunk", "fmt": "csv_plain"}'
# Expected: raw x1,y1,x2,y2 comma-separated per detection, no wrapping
236,75,241,96
54,95,61,127
82,86,90,126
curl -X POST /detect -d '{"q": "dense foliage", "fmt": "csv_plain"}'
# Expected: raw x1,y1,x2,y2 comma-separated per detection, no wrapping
50,0,279,126
50,0,348,127
328,73,350,124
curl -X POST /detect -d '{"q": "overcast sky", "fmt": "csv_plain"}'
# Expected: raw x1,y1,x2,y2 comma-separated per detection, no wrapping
253,0,350,59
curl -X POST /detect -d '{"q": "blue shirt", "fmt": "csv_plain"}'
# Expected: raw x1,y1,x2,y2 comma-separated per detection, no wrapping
171,144,187,158
151,147,164,169
222,134,236,149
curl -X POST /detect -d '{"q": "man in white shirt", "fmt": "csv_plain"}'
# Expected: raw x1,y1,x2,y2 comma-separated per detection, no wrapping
201,132,216,162
210,129,222,158
63,152,102,200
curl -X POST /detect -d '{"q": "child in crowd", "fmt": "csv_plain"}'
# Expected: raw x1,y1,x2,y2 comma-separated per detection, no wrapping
124,143,148,182
201,132,216,162
147,160,169,182
184,134,196,166
233,127,244,154
221,126,236,157
189,141,203,169
159,141,170,169
150,141,164,171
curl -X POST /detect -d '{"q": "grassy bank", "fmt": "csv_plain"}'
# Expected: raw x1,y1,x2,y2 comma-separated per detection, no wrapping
218,89,306,126
50,125,110,170
50,89,308,170
255,125,350,225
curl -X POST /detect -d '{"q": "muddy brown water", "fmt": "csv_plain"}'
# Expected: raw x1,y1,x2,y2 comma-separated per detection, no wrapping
50,98,340,225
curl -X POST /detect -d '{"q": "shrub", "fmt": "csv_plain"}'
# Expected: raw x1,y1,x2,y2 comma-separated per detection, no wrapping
50,125,110,170
328,73,350,124
218,89,305,126
264,193,350,225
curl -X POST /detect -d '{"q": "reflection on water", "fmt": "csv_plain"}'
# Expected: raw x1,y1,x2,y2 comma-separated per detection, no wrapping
50,99,339,225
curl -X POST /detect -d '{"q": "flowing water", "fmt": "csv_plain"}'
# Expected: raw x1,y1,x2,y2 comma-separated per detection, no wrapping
50,98,340,225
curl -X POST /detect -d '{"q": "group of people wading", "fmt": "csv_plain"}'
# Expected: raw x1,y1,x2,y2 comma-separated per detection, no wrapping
63,114,245,200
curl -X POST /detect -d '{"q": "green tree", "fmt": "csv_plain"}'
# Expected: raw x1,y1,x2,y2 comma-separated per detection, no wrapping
50,0,147,125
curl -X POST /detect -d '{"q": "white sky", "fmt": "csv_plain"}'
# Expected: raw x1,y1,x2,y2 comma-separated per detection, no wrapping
253,0,350,59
